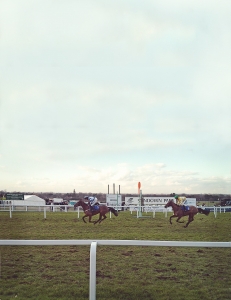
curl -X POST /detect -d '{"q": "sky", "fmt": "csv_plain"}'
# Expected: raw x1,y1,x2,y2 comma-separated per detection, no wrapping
0,0,231,195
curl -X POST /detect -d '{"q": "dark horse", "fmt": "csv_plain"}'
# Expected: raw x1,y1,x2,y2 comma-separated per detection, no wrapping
165,200,210,228
74,200,118,224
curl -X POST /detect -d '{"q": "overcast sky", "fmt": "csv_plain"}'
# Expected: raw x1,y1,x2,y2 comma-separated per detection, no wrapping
0,0,231,195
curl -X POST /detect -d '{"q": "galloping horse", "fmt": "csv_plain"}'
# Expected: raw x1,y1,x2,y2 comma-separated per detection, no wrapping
74,200,118,224
165,200,210,228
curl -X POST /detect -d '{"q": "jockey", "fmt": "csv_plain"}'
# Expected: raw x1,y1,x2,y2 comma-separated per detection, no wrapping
84,196,100,212
175,195,187,211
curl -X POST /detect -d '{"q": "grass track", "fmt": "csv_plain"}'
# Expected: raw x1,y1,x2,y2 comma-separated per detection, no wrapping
0,211,231,300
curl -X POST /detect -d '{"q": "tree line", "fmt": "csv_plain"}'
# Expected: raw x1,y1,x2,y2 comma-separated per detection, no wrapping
0,190,230,203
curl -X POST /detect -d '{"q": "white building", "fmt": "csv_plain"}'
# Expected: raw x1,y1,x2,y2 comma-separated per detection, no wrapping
52,198,64,204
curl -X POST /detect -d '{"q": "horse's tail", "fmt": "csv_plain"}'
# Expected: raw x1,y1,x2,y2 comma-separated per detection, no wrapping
108,207,118,216
198,207,210,216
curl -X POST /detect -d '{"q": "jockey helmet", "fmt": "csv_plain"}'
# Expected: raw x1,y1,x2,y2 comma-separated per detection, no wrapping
84,196,89,199
174,195,179,199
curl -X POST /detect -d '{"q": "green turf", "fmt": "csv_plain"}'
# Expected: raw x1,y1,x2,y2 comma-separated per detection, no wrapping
0,211,231,299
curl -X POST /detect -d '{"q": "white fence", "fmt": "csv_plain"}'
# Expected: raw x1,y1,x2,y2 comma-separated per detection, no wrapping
1,204,230,219
0,239,231,300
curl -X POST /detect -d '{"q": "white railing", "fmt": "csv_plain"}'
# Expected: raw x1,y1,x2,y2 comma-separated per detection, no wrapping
1,205,230,219
0,205,80,219
0,239,231,300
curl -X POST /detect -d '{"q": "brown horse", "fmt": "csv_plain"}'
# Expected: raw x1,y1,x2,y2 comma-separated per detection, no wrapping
74,200,118,224
165,200,210,228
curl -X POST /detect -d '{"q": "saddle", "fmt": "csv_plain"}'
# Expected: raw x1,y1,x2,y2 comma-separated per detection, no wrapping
89,205,100,212
180,205,190,212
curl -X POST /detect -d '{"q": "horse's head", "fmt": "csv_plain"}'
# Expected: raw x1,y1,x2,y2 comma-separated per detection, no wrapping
74,200,81,210
164,200,173,208
74,199,88,211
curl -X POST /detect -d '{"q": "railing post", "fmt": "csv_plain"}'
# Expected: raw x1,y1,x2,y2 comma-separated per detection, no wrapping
214,207,217,218
10,205,12,218
89,241,97,300
165,208,168,217
44,207,46,219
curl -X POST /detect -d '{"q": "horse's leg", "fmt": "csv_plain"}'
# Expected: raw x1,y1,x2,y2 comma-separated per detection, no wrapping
89,215,97,223
99,215,107,224
184,214,193,228
94,214,102,225
82,215,87,223
176,216,184,223
169,215,177,224
176,213,186,223
191,212,196,221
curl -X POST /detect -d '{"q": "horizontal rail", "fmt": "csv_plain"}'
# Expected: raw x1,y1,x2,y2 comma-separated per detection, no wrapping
1,239,230,300
1,239,231,247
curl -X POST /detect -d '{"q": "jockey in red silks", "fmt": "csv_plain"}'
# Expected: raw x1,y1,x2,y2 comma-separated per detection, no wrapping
84,196,100,212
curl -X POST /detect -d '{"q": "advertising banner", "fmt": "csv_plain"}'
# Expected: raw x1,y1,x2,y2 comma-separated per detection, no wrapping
125,197,196,206
6,193,24,200
184,198,196,206
106,194,122,210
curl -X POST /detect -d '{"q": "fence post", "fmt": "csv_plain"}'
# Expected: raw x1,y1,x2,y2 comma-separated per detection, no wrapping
10,205,12,218
214,207,217,218
89,242,97,300
78,207,80,218
165,208,168,218
153,208,155,218
44,207,46,219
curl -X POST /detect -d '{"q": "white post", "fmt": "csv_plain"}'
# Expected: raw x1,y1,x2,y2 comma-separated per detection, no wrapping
10,205,12,218
110,211,111,218
138,190,142,217
65,205,67,212
165,208,168,218
153,208,155,218
89,242,97,300
78,207,80,219
44,207,46,219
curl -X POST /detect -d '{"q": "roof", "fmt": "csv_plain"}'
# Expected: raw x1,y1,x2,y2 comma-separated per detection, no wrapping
24,195,45,203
